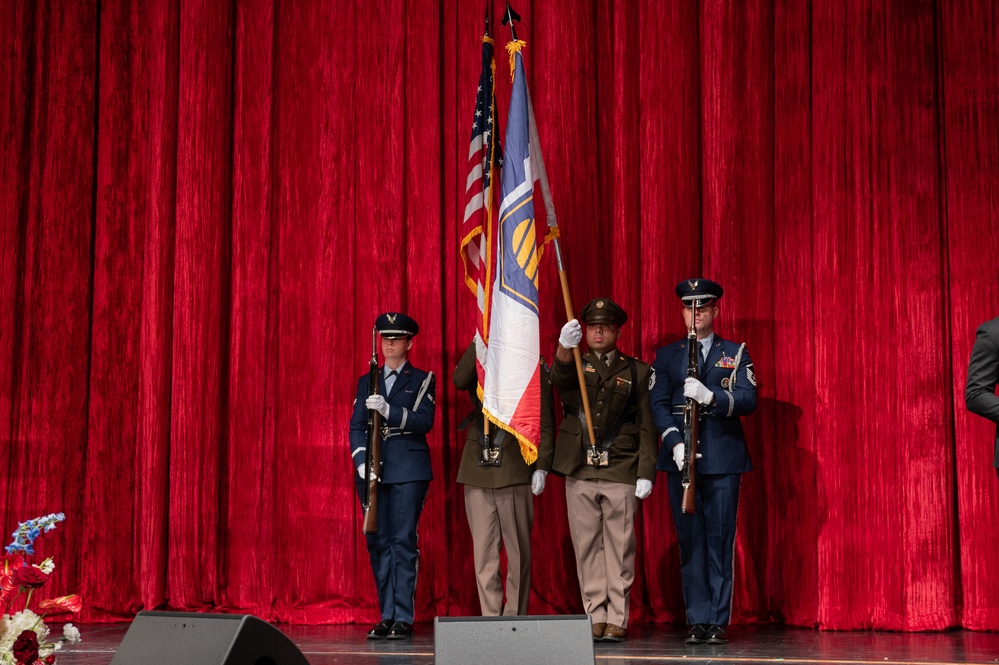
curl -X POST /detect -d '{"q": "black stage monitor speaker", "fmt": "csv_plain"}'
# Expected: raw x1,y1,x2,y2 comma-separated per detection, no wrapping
434,615,594,665
108,611,310,665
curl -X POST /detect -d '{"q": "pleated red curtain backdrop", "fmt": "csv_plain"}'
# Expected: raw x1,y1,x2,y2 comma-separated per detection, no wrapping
2,0,998,630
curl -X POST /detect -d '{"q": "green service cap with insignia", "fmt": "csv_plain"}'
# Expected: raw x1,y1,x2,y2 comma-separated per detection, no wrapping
580,298,627,326
375,312,419,339
675,278,723,306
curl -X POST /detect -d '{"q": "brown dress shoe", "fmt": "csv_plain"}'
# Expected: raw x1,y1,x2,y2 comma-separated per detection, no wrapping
602,624,626,642
591,622,607,641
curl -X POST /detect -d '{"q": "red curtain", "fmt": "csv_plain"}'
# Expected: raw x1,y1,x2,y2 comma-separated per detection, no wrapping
2,0,998,630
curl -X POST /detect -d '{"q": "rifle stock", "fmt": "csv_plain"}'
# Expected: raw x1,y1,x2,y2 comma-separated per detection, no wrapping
362,328,382,534
681,300,701,515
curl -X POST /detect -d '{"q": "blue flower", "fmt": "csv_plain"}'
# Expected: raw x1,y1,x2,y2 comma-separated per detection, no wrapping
5,513,66,555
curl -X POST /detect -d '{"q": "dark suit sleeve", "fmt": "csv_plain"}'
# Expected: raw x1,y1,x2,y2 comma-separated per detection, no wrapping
636,364,659,480
349,375,369,469
649,348,684,451
537,363,556,472
548,353,577,390
385,371,437,434
453,343,477,390
966,324,999,425
711,345,758,418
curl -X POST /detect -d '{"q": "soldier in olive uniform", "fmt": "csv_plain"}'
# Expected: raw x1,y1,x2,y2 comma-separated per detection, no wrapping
536,298,657,643
453,344,555,616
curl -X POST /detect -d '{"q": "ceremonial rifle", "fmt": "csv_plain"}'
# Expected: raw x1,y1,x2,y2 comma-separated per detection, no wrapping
362,327,382,534
681,298,701,514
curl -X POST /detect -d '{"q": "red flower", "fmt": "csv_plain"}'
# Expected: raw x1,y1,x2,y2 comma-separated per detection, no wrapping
39,594,83,613
1,554,24,592
46,657,56,664
13,564,48,589
12,629,39,664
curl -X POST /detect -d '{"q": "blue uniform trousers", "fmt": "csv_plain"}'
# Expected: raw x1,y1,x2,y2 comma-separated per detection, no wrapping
355,479,429,624
666,472,741,626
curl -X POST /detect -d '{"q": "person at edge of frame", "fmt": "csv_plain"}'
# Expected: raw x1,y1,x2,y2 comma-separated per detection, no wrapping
966,313,999,482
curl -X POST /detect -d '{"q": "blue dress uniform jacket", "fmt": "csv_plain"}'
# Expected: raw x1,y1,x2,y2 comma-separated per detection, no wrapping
348,363,436,625
349,364,436,483
649,334,756,627
649,336,756,474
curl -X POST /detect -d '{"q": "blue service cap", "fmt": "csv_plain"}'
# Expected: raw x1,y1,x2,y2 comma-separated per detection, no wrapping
675,278,723,306
375,312,419,338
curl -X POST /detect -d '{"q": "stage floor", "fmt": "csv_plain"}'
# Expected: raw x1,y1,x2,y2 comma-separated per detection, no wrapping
56,622,999,665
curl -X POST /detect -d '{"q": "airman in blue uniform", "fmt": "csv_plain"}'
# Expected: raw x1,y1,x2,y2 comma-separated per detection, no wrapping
349,312,436,640
649,279,756,645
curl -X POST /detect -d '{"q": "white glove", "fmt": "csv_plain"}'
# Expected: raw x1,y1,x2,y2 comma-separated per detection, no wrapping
356,463,378,482
684,377,714,406
531,470,547,495
558,319,583,349
672,443,702,470
365,394,390,418
635,478,653,500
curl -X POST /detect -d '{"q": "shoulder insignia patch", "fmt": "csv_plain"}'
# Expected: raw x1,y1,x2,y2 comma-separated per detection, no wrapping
648,368,656,391
746,364,757,387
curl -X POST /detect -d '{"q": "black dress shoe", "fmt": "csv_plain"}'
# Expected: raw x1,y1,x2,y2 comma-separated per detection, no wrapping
706,625,729,644
387,621,414,639
685,624,708,644
367,619,393,640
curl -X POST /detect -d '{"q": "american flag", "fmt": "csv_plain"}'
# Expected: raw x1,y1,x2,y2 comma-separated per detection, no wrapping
459,31,502,397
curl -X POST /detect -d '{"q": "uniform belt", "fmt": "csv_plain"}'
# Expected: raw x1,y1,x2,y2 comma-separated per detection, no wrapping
380,426,412,439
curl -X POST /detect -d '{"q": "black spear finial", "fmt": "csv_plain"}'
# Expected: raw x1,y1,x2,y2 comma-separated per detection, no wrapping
502,1,521,41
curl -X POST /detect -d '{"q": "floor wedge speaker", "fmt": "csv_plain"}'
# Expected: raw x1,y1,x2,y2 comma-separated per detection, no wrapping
108,611,310,665
434,615,594,665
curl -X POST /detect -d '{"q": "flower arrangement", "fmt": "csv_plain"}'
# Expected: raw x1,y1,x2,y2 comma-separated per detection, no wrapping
0,514,82,665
